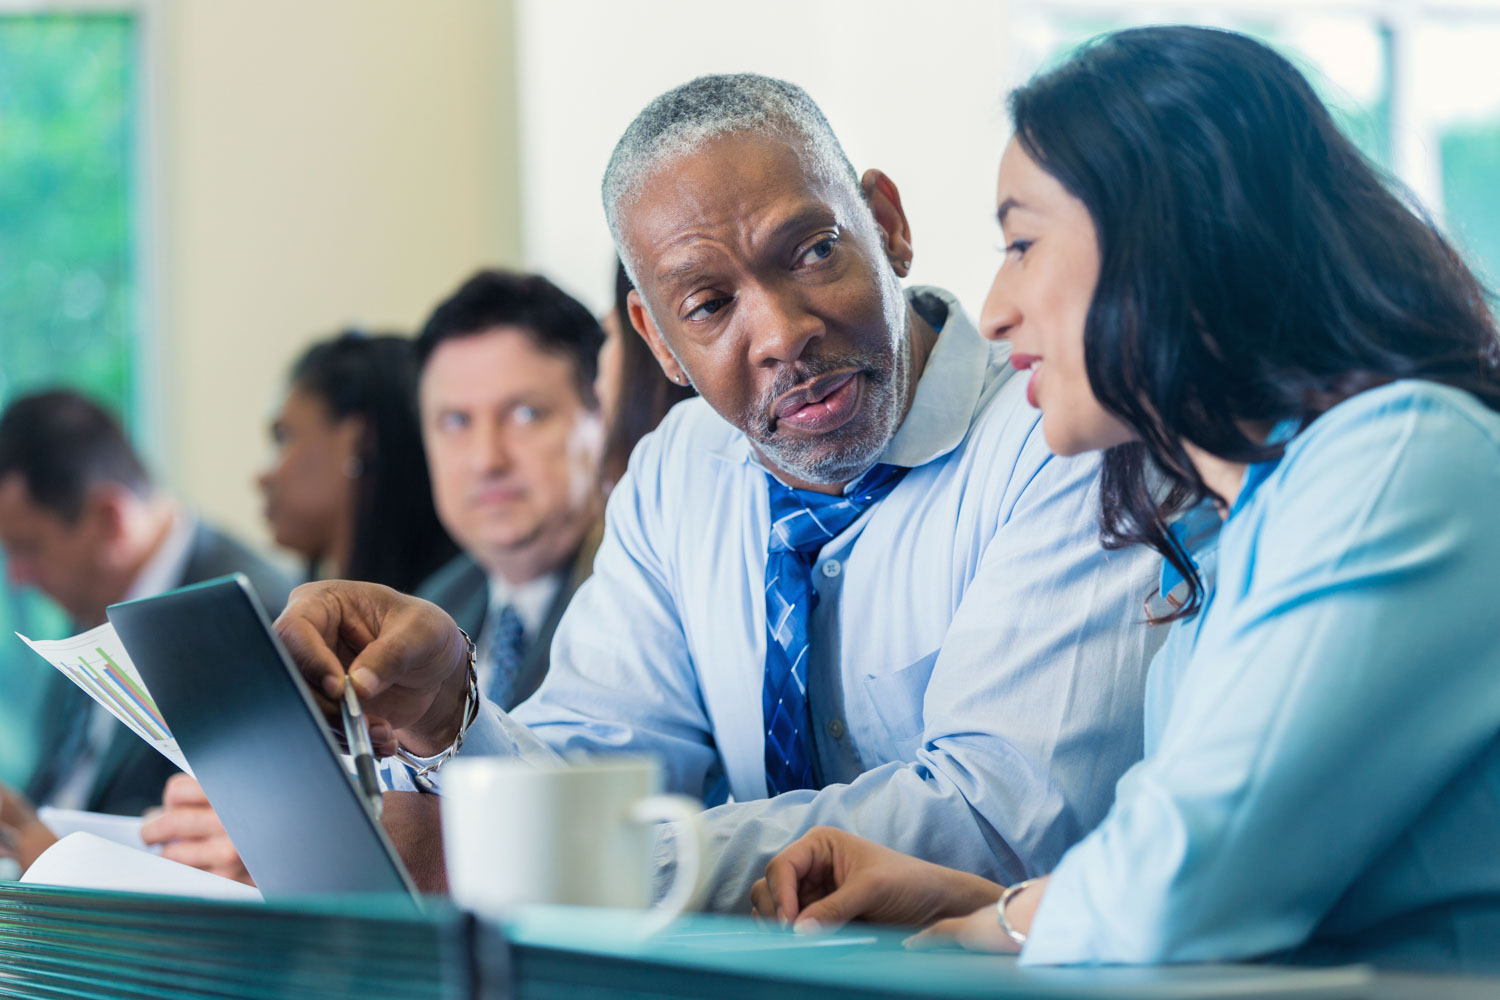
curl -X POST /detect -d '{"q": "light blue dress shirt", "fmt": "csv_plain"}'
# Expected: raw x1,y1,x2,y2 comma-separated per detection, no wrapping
401,288,1163,912
1024,381,1500,973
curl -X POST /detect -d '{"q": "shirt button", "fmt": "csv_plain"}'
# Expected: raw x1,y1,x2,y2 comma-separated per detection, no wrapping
826,718,845,739
820,559,842,578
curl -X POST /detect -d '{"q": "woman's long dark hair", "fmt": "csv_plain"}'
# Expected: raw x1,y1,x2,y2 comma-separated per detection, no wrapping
289,332,457,592
1008,25,1500,619
600,259,695,484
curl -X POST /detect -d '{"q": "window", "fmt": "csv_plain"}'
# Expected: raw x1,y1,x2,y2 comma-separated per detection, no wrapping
1012,1,1500,303
0,11,140,785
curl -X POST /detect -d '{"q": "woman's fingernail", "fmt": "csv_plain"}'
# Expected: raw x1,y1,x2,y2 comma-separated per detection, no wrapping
322,674,340,697
794,918,822,935
370,722,392,745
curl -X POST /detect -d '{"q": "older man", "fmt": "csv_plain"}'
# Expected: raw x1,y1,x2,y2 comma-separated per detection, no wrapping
282,74,1161,911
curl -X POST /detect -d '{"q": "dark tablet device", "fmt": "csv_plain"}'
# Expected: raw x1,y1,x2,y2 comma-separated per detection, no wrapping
107,574,420,908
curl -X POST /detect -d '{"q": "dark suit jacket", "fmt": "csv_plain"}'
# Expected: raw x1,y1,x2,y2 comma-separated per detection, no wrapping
414,521,601,711
25,521,295,817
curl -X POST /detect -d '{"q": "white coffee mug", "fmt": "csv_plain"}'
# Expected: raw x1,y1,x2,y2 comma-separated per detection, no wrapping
440,755,702,925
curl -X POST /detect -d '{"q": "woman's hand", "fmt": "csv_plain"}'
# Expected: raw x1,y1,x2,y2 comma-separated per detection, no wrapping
906,904,1019,953
906,876,1049,953
750,826,1004,931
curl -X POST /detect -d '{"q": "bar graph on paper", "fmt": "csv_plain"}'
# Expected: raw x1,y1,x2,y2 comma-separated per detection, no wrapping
16,623,193,775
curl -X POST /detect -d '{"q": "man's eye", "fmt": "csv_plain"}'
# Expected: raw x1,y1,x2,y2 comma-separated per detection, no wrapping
686,298,729,322
797,236,837,267
437,412,469,432
513,405,542,425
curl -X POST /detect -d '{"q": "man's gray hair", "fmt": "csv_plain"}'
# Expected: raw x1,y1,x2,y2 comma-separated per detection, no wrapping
602,74,861,287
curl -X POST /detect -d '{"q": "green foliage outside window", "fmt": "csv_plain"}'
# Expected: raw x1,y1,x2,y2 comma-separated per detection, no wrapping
1442,121,1500,294
0,14,136,786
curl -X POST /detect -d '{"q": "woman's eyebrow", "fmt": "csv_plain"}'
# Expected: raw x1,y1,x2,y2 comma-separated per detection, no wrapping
996,197,1030,227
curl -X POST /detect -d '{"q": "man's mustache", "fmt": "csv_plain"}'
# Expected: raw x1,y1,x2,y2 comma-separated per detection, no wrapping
750,353,887,434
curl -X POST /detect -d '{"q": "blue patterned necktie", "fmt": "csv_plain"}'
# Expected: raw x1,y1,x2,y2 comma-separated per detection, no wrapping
483,603,526,709
763,462,908,794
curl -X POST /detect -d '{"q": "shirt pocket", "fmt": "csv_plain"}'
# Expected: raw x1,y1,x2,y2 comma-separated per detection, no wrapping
862,648,940,758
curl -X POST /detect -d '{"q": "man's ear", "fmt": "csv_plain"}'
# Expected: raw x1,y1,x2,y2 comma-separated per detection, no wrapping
860,168,914,278
83,484,131,549
627,288,691,388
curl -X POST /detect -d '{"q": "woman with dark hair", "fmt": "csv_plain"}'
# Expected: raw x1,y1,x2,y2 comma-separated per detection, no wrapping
596,258,695,486
258,331,457,591
752,26,1500,971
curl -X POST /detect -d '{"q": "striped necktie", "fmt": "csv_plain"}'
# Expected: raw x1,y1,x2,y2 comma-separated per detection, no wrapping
482,603,526,709
762,463,907,795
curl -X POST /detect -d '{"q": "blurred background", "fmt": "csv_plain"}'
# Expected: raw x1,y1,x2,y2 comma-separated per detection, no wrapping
3,0,1498,780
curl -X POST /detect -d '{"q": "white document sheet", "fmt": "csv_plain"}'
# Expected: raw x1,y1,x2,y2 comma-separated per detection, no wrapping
16,623,193,776
22,832,261,903
36,806,151,852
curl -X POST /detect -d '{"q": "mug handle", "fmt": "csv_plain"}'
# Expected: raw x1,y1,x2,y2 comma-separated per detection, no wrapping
628,794,703,933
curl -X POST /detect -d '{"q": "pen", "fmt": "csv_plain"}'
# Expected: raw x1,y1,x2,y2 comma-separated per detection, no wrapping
340,679,383,821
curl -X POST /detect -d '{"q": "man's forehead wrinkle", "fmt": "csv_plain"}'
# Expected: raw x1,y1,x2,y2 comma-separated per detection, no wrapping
648,196,838,295
621,132,871,317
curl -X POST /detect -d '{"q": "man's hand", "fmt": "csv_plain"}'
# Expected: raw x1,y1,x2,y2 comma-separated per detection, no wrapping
140,774,254,885
0,783,59,872
276,581,472,757
749,826,1004,932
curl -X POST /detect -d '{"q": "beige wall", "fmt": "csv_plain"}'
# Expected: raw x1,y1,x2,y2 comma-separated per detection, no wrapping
151,0,521,554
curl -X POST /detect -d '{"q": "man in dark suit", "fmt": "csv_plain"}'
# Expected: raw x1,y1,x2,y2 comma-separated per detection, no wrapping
0,390,292,863
413,270,606,710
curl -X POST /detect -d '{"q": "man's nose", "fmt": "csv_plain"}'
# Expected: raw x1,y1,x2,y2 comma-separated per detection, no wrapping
474,417,512,474
746,287,826,367
980,266,1019,343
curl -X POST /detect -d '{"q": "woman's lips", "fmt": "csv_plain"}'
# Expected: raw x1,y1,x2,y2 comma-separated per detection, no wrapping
1011,353,1042,409
774,372,861,433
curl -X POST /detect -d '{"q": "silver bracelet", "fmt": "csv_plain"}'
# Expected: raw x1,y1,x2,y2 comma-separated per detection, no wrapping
995,876,1043,947
391,626,479,792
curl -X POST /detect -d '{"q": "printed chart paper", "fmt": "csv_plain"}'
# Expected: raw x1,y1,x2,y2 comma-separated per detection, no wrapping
16,623,193,776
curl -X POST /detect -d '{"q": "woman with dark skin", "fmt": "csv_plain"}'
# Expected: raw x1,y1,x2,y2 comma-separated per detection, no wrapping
145,332,459,887
751,26,1500,972
258,331,456,592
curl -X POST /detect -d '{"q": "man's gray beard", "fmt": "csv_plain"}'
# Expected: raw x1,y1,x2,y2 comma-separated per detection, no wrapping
754,271,913,487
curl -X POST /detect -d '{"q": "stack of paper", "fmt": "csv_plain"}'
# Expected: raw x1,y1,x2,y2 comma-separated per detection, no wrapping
0,881,470,999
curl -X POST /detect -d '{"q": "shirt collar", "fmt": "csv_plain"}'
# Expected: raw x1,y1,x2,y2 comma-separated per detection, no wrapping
705,285,988,471
1157,417,1302,598
124,508,197,603
487,570,564,639
1224,417,1300,519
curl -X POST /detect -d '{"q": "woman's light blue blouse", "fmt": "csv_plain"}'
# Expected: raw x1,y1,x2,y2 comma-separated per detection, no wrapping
1023,381,1500,972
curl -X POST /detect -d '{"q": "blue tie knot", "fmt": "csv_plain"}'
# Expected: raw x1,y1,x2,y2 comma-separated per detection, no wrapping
767,463,909,554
